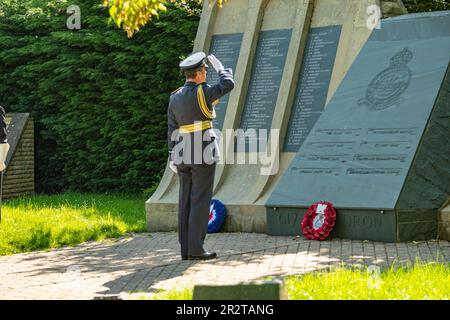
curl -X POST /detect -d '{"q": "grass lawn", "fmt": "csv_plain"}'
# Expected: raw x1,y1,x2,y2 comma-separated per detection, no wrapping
286,263,450,300
145,263,450,300
0,192,147,255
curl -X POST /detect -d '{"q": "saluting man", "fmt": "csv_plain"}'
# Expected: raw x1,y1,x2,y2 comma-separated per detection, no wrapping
167,52,234,260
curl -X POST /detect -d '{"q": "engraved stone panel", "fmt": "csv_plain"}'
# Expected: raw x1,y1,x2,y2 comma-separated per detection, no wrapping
238,29,292,151
206,33,243,130
284,26,342,152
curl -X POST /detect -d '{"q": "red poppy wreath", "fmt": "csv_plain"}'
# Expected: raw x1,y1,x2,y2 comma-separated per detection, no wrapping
301,201,336,241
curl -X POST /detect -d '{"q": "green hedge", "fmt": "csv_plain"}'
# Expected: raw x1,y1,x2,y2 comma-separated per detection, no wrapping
403,0,449,12
0,0,200,194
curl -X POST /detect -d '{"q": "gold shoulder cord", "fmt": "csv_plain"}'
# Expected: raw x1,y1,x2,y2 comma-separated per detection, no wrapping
171,87,182,95
197,85,214,119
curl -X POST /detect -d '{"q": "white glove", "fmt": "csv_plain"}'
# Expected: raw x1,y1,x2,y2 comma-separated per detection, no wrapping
169,161,177,174
0,143,10,172
207,54,224,73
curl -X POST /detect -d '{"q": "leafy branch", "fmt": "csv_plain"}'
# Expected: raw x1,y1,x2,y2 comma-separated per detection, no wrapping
102,0,228,37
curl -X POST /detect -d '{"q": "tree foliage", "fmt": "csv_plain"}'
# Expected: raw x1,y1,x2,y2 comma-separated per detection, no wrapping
0,0,200,193
403,0,449,13
103,0,226,37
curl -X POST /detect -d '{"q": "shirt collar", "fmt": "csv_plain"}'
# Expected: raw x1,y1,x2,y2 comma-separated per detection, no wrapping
185,81,206,87
185,81,197,86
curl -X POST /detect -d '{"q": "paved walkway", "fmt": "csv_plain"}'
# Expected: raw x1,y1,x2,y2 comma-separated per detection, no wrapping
0,232,448,299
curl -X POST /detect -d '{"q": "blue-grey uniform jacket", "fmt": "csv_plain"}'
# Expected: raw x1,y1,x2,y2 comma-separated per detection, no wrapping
168,68,234,165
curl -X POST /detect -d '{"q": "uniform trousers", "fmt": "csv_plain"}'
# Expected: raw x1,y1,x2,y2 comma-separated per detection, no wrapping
177,163,216,256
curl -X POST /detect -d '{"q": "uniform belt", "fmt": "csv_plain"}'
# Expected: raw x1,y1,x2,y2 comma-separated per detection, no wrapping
179,121,212,133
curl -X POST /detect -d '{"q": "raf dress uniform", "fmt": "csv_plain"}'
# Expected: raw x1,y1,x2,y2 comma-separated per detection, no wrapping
167,52,234,260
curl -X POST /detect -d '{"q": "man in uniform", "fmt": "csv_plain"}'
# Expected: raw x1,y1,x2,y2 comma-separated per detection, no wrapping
167,52,234,260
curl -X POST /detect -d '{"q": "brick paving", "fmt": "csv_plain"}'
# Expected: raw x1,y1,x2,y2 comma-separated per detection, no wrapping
0,232,448,300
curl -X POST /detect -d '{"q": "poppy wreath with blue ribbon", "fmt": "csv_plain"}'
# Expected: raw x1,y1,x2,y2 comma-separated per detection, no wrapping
208,199,227,233
301,201,336,241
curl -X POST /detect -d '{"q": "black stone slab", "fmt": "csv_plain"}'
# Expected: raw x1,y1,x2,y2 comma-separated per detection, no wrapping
397,209,438,241
238,29,292,151
206,33,243,130
392,62,450,241
396,63,450,211
193,280,287,300
284,26,342,152
267,12,450,210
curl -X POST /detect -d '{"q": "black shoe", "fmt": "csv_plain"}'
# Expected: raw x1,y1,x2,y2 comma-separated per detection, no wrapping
181,256,188,261
188,252,217,260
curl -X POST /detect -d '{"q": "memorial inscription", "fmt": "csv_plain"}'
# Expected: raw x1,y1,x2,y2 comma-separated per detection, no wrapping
238,29,292,151
284,26,342,152
207,33,243,130
266,208,393,241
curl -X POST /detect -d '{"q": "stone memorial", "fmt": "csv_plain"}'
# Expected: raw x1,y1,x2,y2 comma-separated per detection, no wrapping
266,11,450,241
146,0,449,241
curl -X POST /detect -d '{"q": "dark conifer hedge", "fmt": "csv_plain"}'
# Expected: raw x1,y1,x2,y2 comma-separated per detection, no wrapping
0,0,200,194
